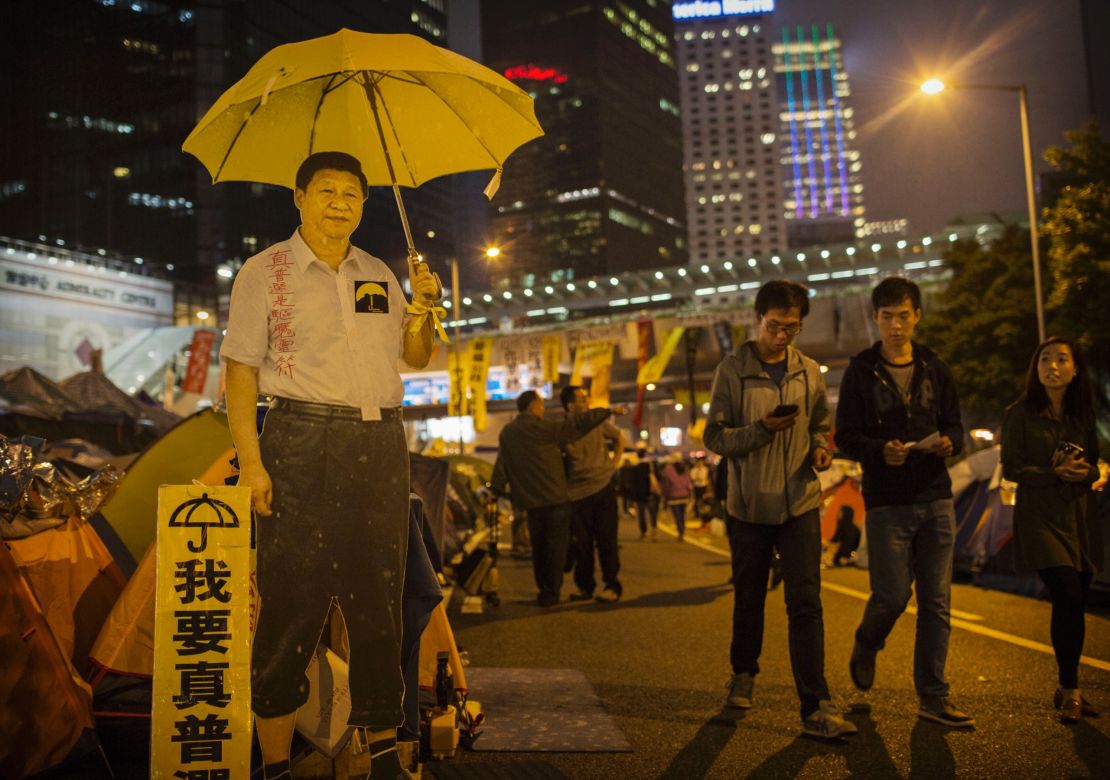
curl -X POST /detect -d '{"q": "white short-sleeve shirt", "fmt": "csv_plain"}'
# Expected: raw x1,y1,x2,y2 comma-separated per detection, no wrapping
220,229,410,421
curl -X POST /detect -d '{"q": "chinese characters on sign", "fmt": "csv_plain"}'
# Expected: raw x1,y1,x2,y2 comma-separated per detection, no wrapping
152,486,251,779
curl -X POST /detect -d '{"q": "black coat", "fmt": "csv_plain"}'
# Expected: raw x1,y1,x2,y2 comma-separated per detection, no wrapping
834,341,964,509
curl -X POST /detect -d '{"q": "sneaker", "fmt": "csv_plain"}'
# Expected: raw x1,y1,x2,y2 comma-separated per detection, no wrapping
802,700,859,739
726,672,755,709
849,641,876,691
918,696,975,728
536,594,559,607
596,588,620,603
568,590,594,601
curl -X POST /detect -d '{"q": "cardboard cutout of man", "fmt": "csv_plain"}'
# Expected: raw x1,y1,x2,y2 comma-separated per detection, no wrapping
221,151,438,780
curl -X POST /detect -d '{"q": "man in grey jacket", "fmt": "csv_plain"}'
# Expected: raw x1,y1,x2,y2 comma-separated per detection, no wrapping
705,280,857,739
491,390,627,606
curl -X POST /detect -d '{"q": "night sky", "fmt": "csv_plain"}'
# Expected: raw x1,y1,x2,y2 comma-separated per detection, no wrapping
773,0,1093,234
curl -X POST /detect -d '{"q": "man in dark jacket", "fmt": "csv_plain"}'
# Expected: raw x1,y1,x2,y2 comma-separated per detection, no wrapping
835,276,974,728
491,390,627,606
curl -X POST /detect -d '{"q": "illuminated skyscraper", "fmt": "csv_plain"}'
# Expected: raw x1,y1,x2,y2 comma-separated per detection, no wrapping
482,1,687,290
773,24,866,246
674,1,787,264
1,0,460,291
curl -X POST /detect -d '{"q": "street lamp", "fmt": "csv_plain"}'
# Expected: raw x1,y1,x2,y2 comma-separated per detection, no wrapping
920,77,1046,341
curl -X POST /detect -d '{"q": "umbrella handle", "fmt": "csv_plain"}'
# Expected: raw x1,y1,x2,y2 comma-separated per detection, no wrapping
394,185,444,300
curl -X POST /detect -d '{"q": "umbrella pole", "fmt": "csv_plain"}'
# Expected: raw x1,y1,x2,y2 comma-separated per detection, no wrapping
393,185,443,299
392,184,418,260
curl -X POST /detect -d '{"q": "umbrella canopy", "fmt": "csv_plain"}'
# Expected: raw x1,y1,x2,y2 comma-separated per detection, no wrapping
182,29,543,192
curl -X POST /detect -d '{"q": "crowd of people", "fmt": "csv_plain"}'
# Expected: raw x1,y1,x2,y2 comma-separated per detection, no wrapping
491,275,1105,741
222,151,1103,773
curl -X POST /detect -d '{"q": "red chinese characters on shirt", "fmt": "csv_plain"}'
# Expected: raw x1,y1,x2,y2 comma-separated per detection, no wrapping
266,249,297,378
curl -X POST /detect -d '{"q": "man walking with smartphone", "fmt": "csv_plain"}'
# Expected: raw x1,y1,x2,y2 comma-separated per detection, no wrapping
705,280,856,739
835,277,973,728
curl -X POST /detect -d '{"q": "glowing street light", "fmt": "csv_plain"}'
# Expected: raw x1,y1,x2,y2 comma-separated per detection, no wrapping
919,78,945,95
485,246,501,259
920,76,1045,341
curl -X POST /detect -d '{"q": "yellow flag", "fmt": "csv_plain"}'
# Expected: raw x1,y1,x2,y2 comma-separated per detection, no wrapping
151,485,252,780
637,326,685,386
688,417,707,444
467,337,493,432
570,340,615,408
673,388,712,407
542,335,562,384
448,348,471,417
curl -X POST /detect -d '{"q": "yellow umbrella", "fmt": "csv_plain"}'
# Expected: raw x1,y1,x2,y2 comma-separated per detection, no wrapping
182,28,543,274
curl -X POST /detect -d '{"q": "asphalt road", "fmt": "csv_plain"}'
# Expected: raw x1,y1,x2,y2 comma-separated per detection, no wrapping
435,511,1110,780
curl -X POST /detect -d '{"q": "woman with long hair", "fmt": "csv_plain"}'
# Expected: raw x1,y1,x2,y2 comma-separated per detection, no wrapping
1001,337,1103,722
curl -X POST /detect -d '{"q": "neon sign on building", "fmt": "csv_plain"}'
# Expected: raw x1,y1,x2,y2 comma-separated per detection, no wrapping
674,0,772,19
503,64,569,84
673,0,774,20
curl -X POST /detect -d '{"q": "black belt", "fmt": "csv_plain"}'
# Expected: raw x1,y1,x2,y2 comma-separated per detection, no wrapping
270,397,403,421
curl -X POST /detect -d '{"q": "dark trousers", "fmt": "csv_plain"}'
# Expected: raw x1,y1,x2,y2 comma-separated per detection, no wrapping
526,503,573,603
669,500,689,536
252,404,409,728
728,509,829,718
635,497,659,535
1038,566,1094,689
571,483,622,596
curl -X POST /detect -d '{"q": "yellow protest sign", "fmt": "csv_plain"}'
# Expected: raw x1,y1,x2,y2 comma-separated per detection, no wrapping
673,387,712,408
448,348,471,417
637,326,685,386
569,340,615,408
542,335,562,384
151,485,252,780
467,337,493,432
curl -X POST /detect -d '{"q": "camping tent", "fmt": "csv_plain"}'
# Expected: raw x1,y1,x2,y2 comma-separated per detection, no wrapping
1,533,97,779
61,370,179,434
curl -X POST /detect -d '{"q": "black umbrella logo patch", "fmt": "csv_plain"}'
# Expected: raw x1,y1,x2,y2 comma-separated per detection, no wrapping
354,281,389,314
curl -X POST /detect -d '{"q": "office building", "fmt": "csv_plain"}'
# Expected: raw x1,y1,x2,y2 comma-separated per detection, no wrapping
773,23,866,246
481,1,688,290
674,0,786,265
1,0,463,302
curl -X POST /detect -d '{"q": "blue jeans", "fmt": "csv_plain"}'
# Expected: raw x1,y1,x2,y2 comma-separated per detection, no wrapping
855,499,955,699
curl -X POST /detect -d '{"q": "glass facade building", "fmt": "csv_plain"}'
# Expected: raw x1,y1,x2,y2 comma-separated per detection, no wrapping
1,0,462,301
481,1,688,291
773,24,866,246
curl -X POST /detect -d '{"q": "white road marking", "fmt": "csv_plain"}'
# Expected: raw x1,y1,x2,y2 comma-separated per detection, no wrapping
655,521,1110,674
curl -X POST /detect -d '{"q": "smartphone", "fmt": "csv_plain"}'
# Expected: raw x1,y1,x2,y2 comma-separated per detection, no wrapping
770,403,798,417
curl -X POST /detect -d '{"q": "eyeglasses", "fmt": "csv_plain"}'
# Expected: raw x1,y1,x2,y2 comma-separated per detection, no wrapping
763,319,802,336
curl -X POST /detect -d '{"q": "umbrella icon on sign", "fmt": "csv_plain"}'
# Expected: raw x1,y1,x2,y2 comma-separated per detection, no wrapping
168,492,240,553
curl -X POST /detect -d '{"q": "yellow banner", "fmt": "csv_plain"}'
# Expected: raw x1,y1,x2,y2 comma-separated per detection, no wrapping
673,388,712,407
467,337,493,432
688,417,707,444
448,347,470,417
569,340,615,408
542,335,562,384
152,485,252,780
637,326,685,386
